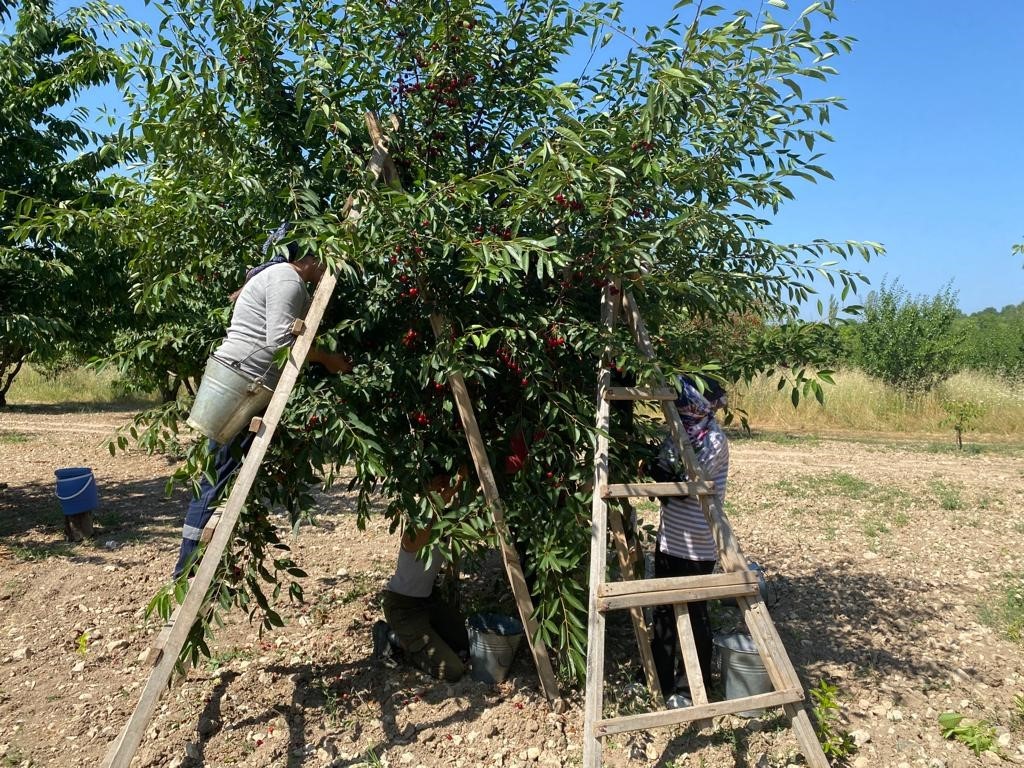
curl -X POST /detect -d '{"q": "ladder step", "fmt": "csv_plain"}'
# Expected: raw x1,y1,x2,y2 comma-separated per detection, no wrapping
596,688,804,736
602,481,715,499
604,386,677,401
597,571,760,612
599,570,757,598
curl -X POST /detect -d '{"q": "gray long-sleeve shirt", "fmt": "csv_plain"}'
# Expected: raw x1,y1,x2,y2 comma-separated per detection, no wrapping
214,263,310,387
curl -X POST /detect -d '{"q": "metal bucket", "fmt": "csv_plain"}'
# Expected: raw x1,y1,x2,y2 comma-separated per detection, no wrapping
468,613,524,684
186,356,273,444
718,561,773,608
714,632,772,717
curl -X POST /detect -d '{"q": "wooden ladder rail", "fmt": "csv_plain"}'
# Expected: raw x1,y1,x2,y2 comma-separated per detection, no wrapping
102,111,398,768
582,280,623,767
427,312,562,705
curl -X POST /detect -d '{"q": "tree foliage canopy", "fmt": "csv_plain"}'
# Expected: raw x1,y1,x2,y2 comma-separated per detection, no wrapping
82,0,879,679
0,0,141,404
953,301,1024,379
847,280,963,393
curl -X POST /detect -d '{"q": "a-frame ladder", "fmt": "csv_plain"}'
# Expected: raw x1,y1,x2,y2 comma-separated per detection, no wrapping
583,282,828,768
102,113,558,768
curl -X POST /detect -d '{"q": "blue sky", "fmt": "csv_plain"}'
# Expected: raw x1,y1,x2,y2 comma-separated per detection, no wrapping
567,0,1024,315
45,0,1024,315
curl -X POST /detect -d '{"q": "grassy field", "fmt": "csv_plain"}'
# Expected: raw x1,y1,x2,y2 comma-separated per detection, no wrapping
5,364,157,406
7,364,1024,444
733,368,1024,437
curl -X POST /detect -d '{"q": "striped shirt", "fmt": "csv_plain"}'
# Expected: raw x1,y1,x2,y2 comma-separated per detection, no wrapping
657,377,730,562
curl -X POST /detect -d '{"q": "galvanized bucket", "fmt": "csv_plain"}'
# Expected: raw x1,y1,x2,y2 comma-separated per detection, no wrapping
717,560,775,608
468,613,523,684
186,355,273,444
713,632,773,717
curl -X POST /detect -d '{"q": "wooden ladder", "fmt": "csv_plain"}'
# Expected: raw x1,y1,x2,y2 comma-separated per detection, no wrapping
102,112,559,768
582,282,828,768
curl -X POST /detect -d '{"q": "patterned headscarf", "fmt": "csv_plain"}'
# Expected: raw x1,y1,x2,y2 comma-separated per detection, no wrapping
245,221,294,281
675,375,727,446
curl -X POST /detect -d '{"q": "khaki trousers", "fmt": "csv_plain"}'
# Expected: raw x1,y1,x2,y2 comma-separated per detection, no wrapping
382,590,469,682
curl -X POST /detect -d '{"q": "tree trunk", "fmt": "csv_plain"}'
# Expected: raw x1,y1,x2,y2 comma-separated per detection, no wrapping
0,358,25,408
160,374,182,403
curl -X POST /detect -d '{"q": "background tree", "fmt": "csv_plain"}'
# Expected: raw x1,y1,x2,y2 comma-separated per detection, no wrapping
101,0,878,679
0,0,141,406
954,302,1024,379
848,280,963,393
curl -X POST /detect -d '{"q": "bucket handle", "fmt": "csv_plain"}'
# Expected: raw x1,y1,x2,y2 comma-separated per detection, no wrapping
214,340,284,390
56,473,95,501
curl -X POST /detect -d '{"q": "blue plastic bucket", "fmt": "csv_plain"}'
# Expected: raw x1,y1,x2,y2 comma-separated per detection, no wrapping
55,468,98,515
468,613,524,684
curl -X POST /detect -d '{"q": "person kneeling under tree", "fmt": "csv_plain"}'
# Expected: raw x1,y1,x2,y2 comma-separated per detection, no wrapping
375,471,470,682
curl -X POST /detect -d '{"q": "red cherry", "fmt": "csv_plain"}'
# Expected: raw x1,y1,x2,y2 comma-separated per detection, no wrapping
510,431,528,460
504,454,524,474
407,287,419,298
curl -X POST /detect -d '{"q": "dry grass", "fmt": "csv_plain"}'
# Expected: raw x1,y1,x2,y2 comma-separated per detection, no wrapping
5,364,156,406
732,368,1024,437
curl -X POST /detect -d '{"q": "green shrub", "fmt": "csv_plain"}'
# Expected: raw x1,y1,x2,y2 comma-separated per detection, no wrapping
850,281,963,393
941,399,986,449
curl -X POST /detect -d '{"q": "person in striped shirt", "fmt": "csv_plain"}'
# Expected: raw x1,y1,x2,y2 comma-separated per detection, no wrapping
649,374,729,708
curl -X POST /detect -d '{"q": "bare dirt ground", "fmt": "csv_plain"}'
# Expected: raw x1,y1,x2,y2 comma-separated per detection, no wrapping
2,406,1023,768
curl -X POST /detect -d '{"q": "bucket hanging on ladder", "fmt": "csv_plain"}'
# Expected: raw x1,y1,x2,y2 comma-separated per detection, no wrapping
186,355,274,444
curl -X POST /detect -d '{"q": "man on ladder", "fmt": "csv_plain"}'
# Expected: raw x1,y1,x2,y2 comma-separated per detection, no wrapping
173,222,351,578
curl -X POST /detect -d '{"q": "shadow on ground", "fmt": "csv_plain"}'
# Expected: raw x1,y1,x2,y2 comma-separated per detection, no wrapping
1,401,156,416
0,475,182,542
601,559,954,766
184,654,508,768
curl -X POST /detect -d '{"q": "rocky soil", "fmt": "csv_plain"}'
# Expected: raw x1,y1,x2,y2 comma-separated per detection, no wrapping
1,406,1023,768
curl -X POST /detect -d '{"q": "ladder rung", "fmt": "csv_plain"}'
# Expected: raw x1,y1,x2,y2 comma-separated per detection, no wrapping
604,386,677,401
597,572,759,612
596,688,804,737
599,570,756,599
602,481,715,499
